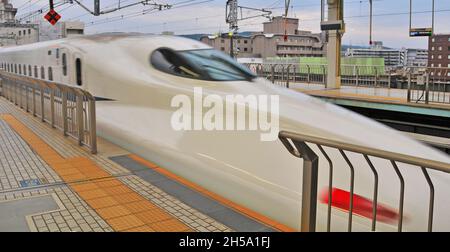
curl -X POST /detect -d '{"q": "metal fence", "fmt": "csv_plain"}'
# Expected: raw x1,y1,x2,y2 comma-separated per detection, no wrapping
0,70,97,154
246,63,392,88
407,68,450,105
246,63,450,105
279,131,450,232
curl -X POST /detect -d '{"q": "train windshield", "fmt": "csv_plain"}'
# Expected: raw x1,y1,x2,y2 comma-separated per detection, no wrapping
150,48,256,81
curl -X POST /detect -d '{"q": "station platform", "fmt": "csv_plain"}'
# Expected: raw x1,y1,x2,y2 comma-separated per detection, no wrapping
0,97,289,232
292,83,450,118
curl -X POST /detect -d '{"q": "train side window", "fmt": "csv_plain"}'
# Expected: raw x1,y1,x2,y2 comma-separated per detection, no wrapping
28,65,32,76
40,66,45,79
34,66,38,78
62,53,67,76
48,67,53,81
19,64,22,75
75,58,82,86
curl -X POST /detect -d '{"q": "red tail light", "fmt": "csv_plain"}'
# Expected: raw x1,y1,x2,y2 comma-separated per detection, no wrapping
320,187,399,224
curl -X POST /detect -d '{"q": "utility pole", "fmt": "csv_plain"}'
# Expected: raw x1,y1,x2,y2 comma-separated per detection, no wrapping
226,0,271,58
321,0,345,89
226,0,238,58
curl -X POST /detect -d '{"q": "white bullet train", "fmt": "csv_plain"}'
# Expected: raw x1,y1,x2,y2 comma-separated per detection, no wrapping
0,33,449,232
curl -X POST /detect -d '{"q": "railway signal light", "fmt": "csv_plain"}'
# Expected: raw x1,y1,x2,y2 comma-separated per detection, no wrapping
44,9,61,25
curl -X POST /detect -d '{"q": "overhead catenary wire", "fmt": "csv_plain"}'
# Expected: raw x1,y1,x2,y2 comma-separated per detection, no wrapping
84,0,215,27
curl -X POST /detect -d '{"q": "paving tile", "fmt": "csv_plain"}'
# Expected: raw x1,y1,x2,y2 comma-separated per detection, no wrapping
96,205,132,220
108,215,145,231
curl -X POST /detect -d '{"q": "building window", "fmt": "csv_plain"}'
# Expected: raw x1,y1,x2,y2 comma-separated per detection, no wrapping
244,40,248,44
40,66,45,79
432,47,435,51
431,55,434,59
23,30,26,35
244,48,248,52
23,65,26,76
432,38,435,42
221,39,225,43
431,63,434,67
220,47,225,51
438,64,441,67
28,65,32,76
34,66,38,78
48,50,52,56
56,49,59,59
18,64,22,75
48,67,53,81
438,55,442,59
438,46,442,51
448,54,450,59
19,31,21,36
7,64,10,72
28,29,31,34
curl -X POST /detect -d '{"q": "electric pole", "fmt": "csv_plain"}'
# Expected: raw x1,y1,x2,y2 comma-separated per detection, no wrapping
226,0,238,58
321,0,345,89
226,0,271,58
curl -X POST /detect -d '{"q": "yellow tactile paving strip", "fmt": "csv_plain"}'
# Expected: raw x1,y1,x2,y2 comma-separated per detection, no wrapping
129,154,296,232
1,114,191,232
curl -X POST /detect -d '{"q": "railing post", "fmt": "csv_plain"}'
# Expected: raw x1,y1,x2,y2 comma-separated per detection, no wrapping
388,72,392,89
307,65,311,83
322,65,326,85
293,141,319,232
425,72,430,104
62,90,68,136
76,93,84,146
40,86,45,122
407,72,411,103
14,80,18,105
50,89,55,128
356,66,359,87
374,68,378,88
32,85,36,116
25,84,29,112
89,98,97,154
286,65,290,88
271,65,275,84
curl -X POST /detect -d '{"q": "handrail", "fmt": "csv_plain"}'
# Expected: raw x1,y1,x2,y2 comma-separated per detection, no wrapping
280,131,450,173
279,130,450,232
0,70,97,154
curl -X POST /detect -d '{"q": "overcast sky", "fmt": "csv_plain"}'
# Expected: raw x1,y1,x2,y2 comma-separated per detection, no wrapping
10,0,450,49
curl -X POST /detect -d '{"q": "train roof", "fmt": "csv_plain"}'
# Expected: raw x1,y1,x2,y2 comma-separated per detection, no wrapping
0,33,211,53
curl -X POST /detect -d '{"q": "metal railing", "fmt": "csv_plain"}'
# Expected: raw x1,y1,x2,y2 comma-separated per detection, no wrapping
246,63,450,105
246,63,391,88
0,70,97,154
279,131,450,232
407,68,450,105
